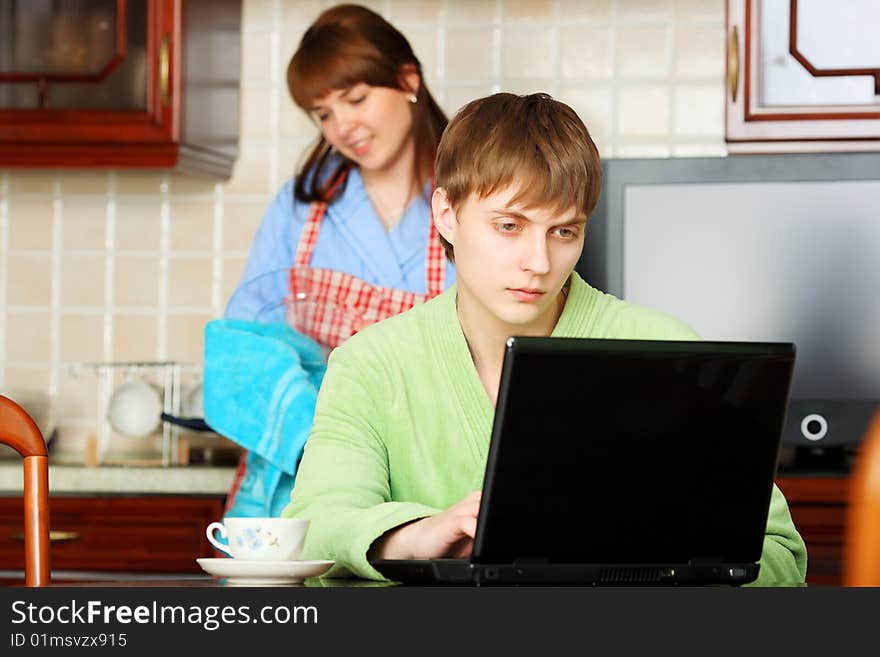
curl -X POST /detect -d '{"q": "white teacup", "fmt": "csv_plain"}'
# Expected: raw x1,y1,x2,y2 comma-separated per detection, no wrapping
206,517,309,561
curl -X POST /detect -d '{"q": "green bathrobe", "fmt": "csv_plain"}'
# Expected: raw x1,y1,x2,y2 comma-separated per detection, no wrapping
284,273,808,585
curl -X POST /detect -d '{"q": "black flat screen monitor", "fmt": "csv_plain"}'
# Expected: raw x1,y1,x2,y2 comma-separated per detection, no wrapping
577,153,880,453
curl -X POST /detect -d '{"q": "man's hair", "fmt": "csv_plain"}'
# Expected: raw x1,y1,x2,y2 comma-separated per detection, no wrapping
434,92,602,261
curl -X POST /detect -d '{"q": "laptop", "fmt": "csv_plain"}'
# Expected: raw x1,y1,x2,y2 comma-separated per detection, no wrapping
371,337,796,586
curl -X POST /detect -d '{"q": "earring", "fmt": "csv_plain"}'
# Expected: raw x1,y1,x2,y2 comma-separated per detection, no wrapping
409,94,418,104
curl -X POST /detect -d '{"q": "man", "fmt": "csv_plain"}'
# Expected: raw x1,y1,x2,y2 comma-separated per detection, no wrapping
284,93,807,585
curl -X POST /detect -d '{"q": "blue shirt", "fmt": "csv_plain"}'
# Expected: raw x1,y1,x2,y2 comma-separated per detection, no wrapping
225,169,456,321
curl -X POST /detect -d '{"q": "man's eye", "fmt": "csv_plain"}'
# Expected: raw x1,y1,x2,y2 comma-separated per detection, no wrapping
496,222,519,233
315,112,329,122
350,95,366,105
555,227,578,239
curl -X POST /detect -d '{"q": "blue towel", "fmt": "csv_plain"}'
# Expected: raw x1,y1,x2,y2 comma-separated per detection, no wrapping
203,320,327,517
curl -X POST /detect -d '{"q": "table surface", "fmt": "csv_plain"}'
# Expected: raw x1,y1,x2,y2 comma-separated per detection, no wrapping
0,569,394,588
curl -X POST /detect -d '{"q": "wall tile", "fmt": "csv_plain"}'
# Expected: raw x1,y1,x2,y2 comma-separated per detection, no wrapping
505,0,554,20
405,26,439,80
674,85,724,137
391,0,443,23
168,173,217,196
345,0,386,15
558,0,611,21
674,24,724,77
614,143,673,158
241,30,273,82
240,86,274,140
503,27,555,78
61,254,105,306
223,200,267,251
447,27,496,80
276,142,311,191
557,87,614,143
442,86,496,117
168,257,214,308
2,366,49,391
618,0,673,22
675,0,724,22
224,146,274,196
280,0,323,25
170,199,216,252
58,365,99,419
6,312,51,362
243,0,274,27
63,199,106,250
222,256,248,306
51,425,92,459
59,313,104,362
114,256,159,307
116,171,166,196
448,0,498,22
280,101,318,140
8,254,52,306
59,171,109,195
7,171,56,195
115,201,161,252
617,86,671,136
166,314,214,363
617,25,670,78
113,314,159,361
560,26,612,79
7,200,54,251
500,79,556,96
672,142,727,157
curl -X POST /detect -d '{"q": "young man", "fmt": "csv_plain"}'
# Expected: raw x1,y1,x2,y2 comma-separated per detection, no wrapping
284,93,807,585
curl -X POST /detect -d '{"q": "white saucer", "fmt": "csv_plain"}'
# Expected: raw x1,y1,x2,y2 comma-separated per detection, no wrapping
196,558,334,586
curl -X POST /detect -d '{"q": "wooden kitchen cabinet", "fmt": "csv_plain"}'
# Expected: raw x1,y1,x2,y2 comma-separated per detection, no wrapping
0,494,225,573
776,476,849,586
726,0,880,153
0,0,240,177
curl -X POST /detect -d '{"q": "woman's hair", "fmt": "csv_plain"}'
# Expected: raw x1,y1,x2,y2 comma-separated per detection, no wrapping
435,93,602,262
288,4,447,203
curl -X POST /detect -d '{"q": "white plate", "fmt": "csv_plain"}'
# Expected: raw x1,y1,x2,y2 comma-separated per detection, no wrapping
196,558,334,586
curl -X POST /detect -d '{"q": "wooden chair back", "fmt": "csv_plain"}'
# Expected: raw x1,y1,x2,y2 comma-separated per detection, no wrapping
0,395,50,586
845,410,880,586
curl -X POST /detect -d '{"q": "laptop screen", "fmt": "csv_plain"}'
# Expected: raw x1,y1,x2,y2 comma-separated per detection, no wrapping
472,337,795,567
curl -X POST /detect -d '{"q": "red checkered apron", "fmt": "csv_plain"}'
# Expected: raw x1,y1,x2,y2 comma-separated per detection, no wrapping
225,177,446,514
287,196,446,349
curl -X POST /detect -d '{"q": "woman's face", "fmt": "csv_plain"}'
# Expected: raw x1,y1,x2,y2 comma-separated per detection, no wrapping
310,82,416,175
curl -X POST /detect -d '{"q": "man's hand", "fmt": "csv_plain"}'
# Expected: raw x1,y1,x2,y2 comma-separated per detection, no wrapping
369,491,482,560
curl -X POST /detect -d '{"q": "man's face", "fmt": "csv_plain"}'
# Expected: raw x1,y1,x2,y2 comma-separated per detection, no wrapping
435,184,586,332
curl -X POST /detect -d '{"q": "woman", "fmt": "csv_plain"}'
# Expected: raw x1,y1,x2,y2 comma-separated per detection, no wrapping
217,4,455,519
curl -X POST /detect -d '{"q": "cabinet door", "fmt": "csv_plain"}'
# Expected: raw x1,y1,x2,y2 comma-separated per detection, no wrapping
726,0,880,152
0,0,178,160
0,495,226,574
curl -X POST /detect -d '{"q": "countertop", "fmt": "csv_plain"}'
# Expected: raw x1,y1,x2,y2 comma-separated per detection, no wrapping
0,461,236,495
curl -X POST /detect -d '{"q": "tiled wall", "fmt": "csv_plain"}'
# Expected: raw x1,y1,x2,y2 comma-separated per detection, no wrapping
0,0,726,456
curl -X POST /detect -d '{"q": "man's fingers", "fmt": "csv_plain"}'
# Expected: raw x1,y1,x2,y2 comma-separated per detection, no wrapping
460,516,477,538
457,490,482,517
451,538,474,559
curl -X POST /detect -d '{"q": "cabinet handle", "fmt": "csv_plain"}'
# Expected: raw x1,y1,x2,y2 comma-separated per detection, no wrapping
728,25,739,102
10,530,81,543
159,34,171,106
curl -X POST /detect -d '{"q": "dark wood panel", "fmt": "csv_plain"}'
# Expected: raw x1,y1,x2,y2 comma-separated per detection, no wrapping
776,476,848,586
0,495,225,573
0,0,239,177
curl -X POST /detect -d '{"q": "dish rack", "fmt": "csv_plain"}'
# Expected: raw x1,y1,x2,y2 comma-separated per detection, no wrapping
67,361,200,467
